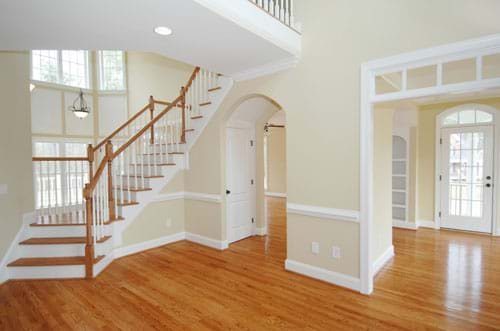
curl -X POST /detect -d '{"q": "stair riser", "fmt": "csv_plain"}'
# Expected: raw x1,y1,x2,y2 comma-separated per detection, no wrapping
28,226,112,238
19,244,85,258
118,177,152,188
151,144,184,154
9,265,85,279
116,191,138,204
18,239,112,258
138,154,175,164
127,165,164,177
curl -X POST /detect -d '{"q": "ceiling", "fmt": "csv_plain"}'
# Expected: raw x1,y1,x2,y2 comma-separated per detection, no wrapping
0,0,297,77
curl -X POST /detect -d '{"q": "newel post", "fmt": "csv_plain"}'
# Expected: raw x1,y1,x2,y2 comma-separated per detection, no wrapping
105,141,116,221
149,95,155,144
87,144,94,181
180,86,186,144
84,183,94,279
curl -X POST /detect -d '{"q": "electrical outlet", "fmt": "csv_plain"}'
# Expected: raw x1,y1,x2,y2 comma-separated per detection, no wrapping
166,218,172,228
0,184,7,195
311,242,320,255
332,246,341,259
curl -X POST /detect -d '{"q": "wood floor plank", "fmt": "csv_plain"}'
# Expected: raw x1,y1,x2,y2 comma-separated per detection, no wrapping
1,197,499,330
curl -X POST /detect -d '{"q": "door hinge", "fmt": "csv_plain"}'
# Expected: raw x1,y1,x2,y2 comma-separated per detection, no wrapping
251,179,254,185
440,138,443,145
439,211,442,218
439,175,442,181
250,140,254,147
252,218,255,223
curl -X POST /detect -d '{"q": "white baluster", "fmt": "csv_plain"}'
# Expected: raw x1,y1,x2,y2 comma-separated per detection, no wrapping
290,0,294,27
38,162,43,223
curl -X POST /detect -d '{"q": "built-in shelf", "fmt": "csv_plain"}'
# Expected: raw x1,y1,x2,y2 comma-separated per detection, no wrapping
392,174,406,177
392,204,406,208
392,189,406,193
393,159,406,162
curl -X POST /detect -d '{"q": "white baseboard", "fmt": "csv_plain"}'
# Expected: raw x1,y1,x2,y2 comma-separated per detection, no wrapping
186,233,229,250
417,220,439,229
0,212,32,283
265,192,287,198
285,259,361,292
372,245,394,276
392,220,418,230
254,227,267,236
114,232,186,259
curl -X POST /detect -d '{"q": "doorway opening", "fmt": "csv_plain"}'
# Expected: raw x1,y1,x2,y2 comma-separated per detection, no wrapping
225,96,286,248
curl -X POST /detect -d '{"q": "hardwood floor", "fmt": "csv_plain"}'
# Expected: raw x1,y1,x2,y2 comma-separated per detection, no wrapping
1,197,500,330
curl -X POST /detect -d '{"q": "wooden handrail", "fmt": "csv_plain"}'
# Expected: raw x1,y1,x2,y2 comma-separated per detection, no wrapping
32,157,88,162
87,154,109,191
94,104,150,151
185,67,201,91
112,95,183,159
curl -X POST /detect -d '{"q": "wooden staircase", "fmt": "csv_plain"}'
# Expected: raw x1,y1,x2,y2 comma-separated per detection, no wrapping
7,68,230,280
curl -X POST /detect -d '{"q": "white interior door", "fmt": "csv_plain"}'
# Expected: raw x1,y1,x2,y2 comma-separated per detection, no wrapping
441,126,494,233
226,126,255,243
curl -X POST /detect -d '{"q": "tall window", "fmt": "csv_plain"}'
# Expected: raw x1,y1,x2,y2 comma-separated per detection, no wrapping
31,50,90,89
98,50,126,91
33,140,90,209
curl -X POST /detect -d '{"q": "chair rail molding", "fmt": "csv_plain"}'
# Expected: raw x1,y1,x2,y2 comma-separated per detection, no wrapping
287,203,360,223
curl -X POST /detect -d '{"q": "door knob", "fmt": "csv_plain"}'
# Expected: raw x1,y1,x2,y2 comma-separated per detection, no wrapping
226,190,231,195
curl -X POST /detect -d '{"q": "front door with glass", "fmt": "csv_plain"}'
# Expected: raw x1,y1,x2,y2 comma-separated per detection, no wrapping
440,126,494,233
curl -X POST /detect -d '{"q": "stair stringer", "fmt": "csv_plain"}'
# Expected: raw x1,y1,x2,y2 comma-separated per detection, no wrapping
106,76,234,263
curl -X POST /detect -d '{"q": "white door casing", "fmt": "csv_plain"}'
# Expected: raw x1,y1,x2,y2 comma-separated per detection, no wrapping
440,125,494,233
226,125,256,244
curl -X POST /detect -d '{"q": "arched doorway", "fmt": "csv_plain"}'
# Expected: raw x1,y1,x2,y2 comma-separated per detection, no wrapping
224,95,284,245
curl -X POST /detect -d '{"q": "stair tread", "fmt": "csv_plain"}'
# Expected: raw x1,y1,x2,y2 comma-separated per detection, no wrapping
191,115,203,120
208,86,222,92
8,255,105,267
114,187,153,192
30,216,124,227
185,129,195,132
129,163,176,167
20,236,111,245
120,175,164,179
117,201,139,207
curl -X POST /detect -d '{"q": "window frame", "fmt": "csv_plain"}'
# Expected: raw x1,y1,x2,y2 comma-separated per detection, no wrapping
97,50,127,92
30,50,92,90
441,105,495,128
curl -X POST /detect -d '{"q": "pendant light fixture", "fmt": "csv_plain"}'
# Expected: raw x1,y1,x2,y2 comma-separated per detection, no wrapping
69,89,91,119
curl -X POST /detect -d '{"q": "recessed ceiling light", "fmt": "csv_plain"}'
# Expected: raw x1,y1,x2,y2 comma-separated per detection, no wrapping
154,26,172,36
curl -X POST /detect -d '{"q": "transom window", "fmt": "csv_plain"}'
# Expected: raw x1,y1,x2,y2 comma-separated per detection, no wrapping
32,50,90,89
442,108,493,126
98,50,126,91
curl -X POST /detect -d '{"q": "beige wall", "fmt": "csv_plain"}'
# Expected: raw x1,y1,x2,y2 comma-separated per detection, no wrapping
0,52,34,259
266,127,287,194
417,97,500,227
373,108,394,262
182,0,500,278
121,200,184,246
127,52,194,115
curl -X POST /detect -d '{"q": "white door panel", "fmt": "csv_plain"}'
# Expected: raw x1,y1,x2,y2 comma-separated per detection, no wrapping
226,127,254,243
440,126,494,233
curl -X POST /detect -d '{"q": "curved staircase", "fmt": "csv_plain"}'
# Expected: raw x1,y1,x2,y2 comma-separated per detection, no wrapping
6,67,232,280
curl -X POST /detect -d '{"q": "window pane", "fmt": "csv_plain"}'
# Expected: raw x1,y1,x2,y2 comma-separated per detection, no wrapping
476,111,493,123
443,112,459,126
99,50,125,90
459,110,476,124
61,50,89,88
31,50,58,83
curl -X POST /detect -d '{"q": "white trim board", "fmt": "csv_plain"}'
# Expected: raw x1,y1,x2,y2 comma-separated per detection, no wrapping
392,220,418,230
360,33,500,295
114,232,187,259
285,259,361,292
265,192,287,198
417,220,440,229
185,233,229,250
372,246,394,276
287,203,359,223
231,57,299,81
151,192,222,204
